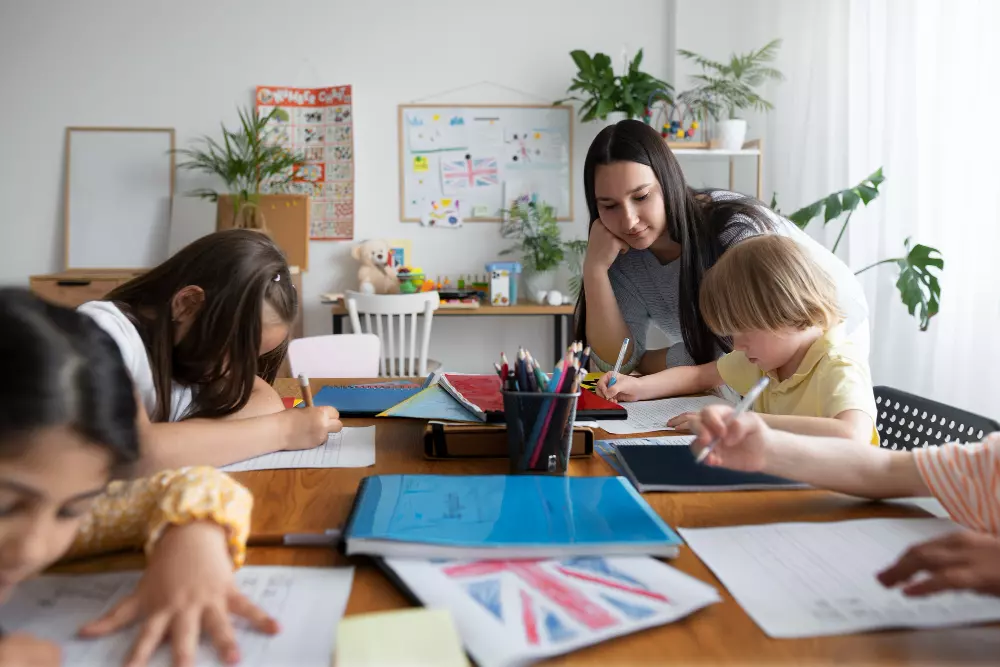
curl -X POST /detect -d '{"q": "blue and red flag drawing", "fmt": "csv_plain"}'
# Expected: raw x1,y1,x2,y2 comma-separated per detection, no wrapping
441,557,673,646
441,156,500,189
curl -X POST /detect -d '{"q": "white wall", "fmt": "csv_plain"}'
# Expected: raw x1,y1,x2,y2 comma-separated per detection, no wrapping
0,0,673,372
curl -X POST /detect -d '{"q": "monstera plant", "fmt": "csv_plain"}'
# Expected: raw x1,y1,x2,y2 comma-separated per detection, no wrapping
772,168,944,331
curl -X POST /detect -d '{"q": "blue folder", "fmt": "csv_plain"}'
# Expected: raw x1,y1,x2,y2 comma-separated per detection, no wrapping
344,474,683,559
312,375,434,417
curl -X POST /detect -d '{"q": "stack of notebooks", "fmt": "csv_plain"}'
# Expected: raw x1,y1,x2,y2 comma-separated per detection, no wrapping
438,373,627,421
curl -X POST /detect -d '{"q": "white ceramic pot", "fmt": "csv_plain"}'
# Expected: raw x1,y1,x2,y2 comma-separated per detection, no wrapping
717,119,748,151
524,269,557,302
603,111,629,126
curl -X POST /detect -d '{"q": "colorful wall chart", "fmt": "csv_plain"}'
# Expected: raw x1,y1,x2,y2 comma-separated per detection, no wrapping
398,104,573,222
256,85,355,240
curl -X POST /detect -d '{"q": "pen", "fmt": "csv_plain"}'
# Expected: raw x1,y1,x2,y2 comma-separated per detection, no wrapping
695,376,770,464
607,338,630,387
298,374,315,407
248,528,342,548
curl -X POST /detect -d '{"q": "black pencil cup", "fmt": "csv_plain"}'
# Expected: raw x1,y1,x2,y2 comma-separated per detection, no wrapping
502,390,580,475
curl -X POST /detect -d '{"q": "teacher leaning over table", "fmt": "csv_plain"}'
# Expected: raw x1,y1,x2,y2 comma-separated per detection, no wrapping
574,120,869,395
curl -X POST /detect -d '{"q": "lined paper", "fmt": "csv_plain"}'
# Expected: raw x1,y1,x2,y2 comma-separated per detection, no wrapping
221,426,375,471
596,396,732,434
680,518,1000,638
0,566,354,666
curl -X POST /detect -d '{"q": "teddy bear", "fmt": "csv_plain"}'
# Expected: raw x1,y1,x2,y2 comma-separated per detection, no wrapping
351,239,400,295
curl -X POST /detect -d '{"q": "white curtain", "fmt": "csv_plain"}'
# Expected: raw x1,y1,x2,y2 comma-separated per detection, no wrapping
844,0,1000,420
677,0,1000,419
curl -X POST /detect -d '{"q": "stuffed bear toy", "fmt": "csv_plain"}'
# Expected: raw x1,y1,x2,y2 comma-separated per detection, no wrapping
351,239,400,295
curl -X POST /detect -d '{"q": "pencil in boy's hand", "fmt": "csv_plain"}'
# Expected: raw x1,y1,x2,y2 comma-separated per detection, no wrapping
695,376,770,464
297,374,315,408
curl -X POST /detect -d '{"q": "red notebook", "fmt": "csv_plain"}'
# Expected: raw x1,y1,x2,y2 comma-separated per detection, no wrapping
438,374,627,422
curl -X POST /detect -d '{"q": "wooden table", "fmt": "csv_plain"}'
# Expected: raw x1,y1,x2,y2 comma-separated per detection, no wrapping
330,302,575,365
60,379,1000,664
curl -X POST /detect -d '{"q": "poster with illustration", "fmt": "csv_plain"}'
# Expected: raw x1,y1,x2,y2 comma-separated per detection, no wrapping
256,85,355,240
399,105,572,222
421,198,463,228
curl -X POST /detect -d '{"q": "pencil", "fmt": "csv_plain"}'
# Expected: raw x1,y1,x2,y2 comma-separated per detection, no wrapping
695,376,770,464
249,529,341,547
298,374,315,408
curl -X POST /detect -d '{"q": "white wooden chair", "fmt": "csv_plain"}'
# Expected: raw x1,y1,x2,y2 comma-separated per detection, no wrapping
287,334,381,378
345,291,441,377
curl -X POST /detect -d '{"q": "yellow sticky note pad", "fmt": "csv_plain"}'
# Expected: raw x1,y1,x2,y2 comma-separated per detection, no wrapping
336,608,468,667
413,156,429,172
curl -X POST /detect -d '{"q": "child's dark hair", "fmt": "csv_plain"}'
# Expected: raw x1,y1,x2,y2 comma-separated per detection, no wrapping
106,229,297,421
0,288,139,474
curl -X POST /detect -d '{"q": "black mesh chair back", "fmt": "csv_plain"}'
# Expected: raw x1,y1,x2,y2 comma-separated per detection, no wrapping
875,386,1000,451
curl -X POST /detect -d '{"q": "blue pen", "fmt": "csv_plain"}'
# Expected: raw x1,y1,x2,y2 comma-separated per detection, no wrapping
607,338,630,387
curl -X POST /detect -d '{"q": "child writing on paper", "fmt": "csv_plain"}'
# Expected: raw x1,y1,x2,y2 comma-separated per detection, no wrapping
78,230,342,471
689,405,1000,599
0,288,277,666
596,235,878,444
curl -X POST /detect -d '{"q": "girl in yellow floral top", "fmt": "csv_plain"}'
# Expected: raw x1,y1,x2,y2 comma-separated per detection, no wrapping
0,289,275,667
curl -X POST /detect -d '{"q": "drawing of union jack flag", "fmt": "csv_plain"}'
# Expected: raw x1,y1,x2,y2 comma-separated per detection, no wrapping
440,156,500,189
441,557,673,646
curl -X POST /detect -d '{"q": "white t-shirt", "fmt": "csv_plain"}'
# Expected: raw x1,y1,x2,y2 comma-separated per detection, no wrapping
78,301,195,422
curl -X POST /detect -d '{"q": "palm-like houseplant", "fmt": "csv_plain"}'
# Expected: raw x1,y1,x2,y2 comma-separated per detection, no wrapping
556,49,673,123
678,38,784,150
175,106,306,230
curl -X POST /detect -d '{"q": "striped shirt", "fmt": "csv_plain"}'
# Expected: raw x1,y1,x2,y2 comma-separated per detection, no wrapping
590,191,870,373
914,434,1000,535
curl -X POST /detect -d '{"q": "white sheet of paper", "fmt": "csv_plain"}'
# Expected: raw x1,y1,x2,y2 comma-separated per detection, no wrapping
680,518,1000,638
596,396,732,434
601,435,695,447
221,426,375,471
382,556,720,667
0,566,354,666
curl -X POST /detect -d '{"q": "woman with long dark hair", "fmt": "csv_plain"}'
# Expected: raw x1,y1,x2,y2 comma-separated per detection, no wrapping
576,120,868,395
79,229,341,471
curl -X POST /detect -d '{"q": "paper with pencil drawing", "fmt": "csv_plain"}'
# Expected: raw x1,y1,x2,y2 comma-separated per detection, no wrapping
596,396,732,434
221,426,375,471
680,518,1000,638
0,566,354,666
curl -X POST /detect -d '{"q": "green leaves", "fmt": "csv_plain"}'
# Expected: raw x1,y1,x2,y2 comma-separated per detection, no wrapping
895,239,944,331
678,39,783,120
174,105,305,200
556,48,672,122
500,199,581,273
856,238,944,332
783,166,945,331
787,168,885,231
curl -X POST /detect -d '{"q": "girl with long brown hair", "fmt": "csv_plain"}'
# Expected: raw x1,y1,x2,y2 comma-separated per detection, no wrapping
79,230,340,470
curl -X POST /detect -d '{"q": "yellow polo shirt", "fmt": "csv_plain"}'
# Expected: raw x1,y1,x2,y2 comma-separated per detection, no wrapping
717,325,879,445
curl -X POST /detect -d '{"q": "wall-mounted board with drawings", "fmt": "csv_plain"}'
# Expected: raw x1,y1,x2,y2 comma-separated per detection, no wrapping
398,104,573,222
64,127,175,269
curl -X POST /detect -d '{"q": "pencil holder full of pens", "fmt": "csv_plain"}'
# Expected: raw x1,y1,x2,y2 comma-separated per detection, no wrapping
502,390,580,475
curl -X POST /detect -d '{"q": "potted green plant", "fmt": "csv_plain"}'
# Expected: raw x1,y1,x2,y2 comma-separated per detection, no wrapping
175,106,311,267
772,168,944,331
556,49,672,124
678,39,784,150
500,196,586,301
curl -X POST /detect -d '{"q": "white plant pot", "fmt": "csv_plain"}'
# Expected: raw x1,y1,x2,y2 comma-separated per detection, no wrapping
717,119,748,151
524,269,557,302
602,111,629,127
